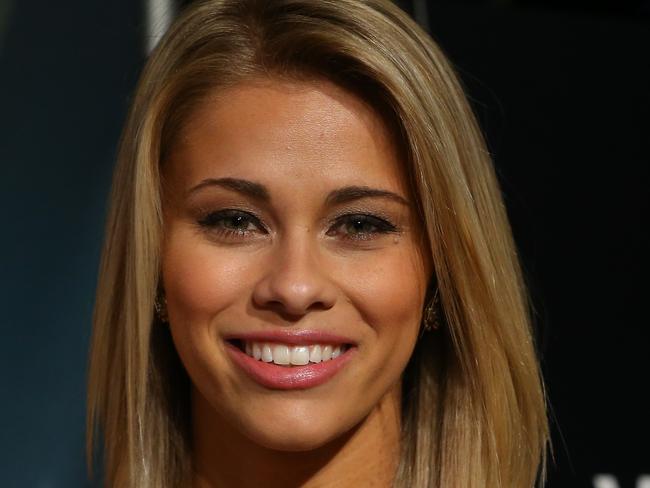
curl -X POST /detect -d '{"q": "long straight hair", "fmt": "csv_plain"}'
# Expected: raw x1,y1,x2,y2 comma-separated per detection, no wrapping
87,1,549,486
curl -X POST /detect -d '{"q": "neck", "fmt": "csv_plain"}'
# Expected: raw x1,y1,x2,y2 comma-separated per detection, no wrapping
191,385,402,488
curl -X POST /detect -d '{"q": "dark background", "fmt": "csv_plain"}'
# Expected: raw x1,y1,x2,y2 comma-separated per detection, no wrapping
1,1,647,487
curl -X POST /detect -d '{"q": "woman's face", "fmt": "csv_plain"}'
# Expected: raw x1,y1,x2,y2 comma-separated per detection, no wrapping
162,78,430,451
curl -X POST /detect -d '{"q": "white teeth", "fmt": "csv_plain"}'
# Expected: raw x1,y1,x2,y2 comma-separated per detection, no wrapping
290,345,310,366
252,343,262,361
309,345,322,363
272,344,291,365
262,344,273,363
242,341,347,366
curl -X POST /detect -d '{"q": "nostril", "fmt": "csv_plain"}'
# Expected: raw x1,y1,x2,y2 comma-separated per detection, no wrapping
262,301,310,322
252,273,337,319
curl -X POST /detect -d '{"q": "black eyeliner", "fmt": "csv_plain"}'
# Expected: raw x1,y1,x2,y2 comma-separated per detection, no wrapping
197,209,263,228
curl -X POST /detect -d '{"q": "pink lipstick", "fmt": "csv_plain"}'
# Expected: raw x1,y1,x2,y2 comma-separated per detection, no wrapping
224,330,356,390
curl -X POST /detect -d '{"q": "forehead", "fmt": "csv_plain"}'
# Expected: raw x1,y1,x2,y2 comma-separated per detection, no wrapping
165,78,408,196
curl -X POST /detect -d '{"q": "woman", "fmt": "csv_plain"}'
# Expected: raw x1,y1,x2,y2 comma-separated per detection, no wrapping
87,0,549,486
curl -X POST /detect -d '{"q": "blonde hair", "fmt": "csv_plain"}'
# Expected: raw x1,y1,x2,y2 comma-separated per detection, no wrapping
87,0,549,486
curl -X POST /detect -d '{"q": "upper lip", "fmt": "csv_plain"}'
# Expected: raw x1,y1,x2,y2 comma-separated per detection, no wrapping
223,329,356,346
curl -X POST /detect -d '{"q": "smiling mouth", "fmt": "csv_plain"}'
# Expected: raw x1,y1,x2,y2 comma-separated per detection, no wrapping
229,340,352,367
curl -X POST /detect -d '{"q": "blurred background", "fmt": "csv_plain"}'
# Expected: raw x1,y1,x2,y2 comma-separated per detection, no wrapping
0,0,647,486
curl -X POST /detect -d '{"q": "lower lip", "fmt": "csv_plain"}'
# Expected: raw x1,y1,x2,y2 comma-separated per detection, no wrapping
226,343,356,390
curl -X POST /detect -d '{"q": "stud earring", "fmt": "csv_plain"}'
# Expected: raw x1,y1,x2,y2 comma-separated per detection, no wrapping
422,287,441,332
154,291,169,324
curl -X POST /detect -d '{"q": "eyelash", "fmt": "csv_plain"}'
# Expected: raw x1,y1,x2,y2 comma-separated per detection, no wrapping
197,209,267,238
196,209,398,241
326,213,398,241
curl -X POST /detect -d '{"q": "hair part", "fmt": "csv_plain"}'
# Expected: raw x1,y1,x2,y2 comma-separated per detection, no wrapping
87,1,549,486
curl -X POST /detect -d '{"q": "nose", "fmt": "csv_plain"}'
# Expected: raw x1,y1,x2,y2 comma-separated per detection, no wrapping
252,235,337,319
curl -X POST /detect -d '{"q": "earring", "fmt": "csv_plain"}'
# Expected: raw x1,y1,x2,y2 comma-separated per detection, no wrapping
154,292,169,324
422,287,441,332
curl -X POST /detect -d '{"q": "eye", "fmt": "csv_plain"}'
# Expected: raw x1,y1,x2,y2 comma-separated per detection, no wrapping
197,209,267,238
326,213,397,241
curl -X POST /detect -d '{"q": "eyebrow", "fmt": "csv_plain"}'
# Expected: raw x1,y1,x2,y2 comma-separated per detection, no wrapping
187,177,270,202
187,178,409,207
325,185,410,207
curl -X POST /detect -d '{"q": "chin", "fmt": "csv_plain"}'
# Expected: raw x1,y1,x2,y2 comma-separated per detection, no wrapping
244,423,353,453
235,401,358,452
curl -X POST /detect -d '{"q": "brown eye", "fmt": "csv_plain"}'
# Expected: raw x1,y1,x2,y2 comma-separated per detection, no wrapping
326,214,397,240
198,209,267,236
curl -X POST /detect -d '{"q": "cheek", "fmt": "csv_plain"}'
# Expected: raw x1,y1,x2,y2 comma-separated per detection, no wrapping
332,243,427,413
161,228,257,320
343,246,427,335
